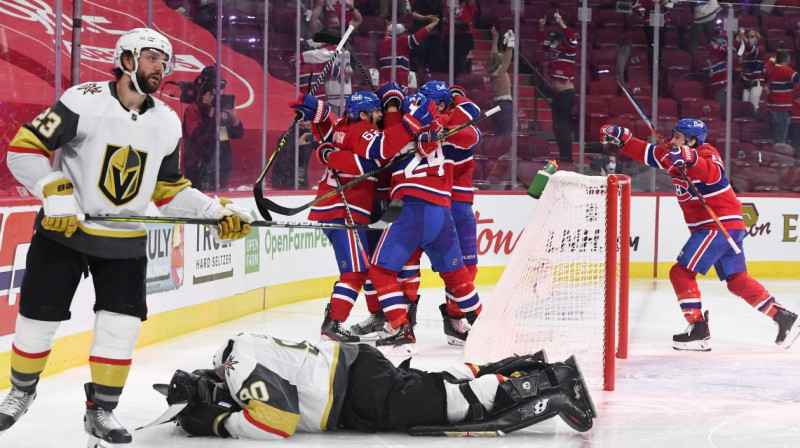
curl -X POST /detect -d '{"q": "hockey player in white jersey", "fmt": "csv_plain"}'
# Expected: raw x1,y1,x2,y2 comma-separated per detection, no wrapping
161,333,597,439
0,28,252,447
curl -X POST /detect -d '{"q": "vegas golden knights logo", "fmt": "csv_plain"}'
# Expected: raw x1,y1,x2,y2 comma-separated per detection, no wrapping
99,144,148,206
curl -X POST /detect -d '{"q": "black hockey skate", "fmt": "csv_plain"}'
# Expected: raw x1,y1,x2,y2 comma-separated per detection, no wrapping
773,307,799,347
0,385,36,433
439,304,470,346
376,321,417,356
406,295,420,328
673,310,711,351
84,383,132,446
349,311,388,340
320,304,360,343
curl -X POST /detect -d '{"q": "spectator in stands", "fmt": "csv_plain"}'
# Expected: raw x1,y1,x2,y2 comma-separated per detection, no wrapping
588,153,618,176
708,27,728,108
487,26,514,136
410,0,444,81
379,0,410,20
791,86,800,153
736,28,765,118
379,19,438,88
182,66,244,191
441,0,477,77
763,50,800,144
689,0,722,57
271,123,316,189
539,11,578,163
632,0,673,79
311,0,363,34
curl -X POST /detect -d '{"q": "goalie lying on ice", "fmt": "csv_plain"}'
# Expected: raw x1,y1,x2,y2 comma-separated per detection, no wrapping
159,333,596,439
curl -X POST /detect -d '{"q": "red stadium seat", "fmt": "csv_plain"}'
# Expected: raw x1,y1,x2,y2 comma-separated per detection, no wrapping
584,95,609,115
779,167,800,192
746,167,781,192
739,122,773,144
666,67,693,92
673,80,706,101
682,99,720,120
589,80,618,97
661,48,691,69
730,142,759,167
657,97,678,118
761,14,788,32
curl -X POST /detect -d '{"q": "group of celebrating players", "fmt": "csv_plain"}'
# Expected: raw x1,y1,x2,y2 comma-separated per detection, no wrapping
292,79,484,356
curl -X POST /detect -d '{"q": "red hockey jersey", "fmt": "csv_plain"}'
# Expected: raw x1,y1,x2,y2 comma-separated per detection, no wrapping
443,96,482,204
378,27,429,87
621,137,745,232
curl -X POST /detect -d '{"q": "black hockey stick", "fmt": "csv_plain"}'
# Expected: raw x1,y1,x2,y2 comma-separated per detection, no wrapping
253,25,356,221
314,31,376,92
82,211,397,231
260,105,501,216
614,45,740,254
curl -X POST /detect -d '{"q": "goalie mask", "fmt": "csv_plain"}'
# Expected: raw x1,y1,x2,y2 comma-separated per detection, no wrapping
212,339,235,378
114,28,175,95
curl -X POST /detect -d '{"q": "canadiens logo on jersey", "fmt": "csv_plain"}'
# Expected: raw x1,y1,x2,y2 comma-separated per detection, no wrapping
99,144,148,206
673,177,693,202
78,82,103,95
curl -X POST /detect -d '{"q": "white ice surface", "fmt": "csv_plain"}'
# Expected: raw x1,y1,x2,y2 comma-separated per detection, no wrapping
2,279,799,447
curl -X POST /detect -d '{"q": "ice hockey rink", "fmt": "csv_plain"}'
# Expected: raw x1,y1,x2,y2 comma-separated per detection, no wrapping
2,278,799,448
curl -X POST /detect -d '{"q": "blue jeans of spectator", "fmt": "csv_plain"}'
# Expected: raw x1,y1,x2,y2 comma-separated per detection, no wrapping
790,122,800,154
767,110,790,144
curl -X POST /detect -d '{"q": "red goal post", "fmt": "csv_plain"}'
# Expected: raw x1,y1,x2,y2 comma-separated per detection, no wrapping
464,172,631,391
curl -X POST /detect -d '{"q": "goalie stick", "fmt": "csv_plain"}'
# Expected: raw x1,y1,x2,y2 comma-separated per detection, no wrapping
614,45,741,254
252,24,356,221
259,105,502,216
82,206,401,231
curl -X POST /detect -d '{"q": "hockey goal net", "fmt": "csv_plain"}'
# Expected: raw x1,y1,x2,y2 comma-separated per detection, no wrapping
464,172,630,391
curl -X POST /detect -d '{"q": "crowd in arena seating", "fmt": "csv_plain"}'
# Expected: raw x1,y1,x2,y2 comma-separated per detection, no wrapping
158,0,800,194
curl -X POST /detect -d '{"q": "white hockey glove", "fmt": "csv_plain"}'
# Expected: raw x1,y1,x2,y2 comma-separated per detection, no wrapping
209,198,253,243
36,172,80,238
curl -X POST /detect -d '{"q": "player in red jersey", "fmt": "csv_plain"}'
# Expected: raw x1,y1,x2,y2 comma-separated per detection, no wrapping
291,89,433,343
601,119,800,351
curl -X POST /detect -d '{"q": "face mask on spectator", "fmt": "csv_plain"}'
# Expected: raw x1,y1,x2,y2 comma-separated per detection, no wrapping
550,43,558,49
717,37,725,44
748,38,756,45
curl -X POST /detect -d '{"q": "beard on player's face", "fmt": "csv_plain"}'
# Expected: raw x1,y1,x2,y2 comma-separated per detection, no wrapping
130,67,161,95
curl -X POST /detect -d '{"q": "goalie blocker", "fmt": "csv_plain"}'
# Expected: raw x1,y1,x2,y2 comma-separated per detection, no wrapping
147,334,596,440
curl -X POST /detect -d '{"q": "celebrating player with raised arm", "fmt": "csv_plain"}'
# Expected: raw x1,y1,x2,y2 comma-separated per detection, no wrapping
0,28,252,446
600,119,800,351
159,333,596,439
290,89,428,343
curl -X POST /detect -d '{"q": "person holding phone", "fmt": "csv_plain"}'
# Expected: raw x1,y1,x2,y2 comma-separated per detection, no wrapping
182,66,244,191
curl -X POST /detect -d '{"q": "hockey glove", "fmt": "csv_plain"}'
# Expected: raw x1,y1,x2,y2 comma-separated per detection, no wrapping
669,145,698,168
377,81,406,109
402,93,436,134
38,173,80,238
416,129,439,157
290,93,330,123
168,370,238,438
600,124,632,148
450,85,467,99
211,197,253,243
316,142,337,166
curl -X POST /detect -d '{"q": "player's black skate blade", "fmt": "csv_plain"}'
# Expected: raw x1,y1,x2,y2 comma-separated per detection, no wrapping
376,321,417,356
773,308,798,346
439,304,470,346
320,304,360,343
673,311,711,351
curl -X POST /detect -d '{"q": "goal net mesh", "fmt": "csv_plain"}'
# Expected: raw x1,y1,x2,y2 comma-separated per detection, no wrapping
463,171,620,387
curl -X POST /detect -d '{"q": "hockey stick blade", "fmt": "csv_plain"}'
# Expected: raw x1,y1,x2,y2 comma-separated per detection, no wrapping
135,402,188,431
615,45,631,87
83,215,393,230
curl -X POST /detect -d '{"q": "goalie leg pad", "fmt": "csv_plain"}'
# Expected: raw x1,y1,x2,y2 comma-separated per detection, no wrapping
550,356,597,432
409,388,565,437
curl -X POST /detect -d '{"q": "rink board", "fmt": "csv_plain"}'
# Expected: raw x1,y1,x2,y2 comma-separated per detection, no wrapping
0,191,798,387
